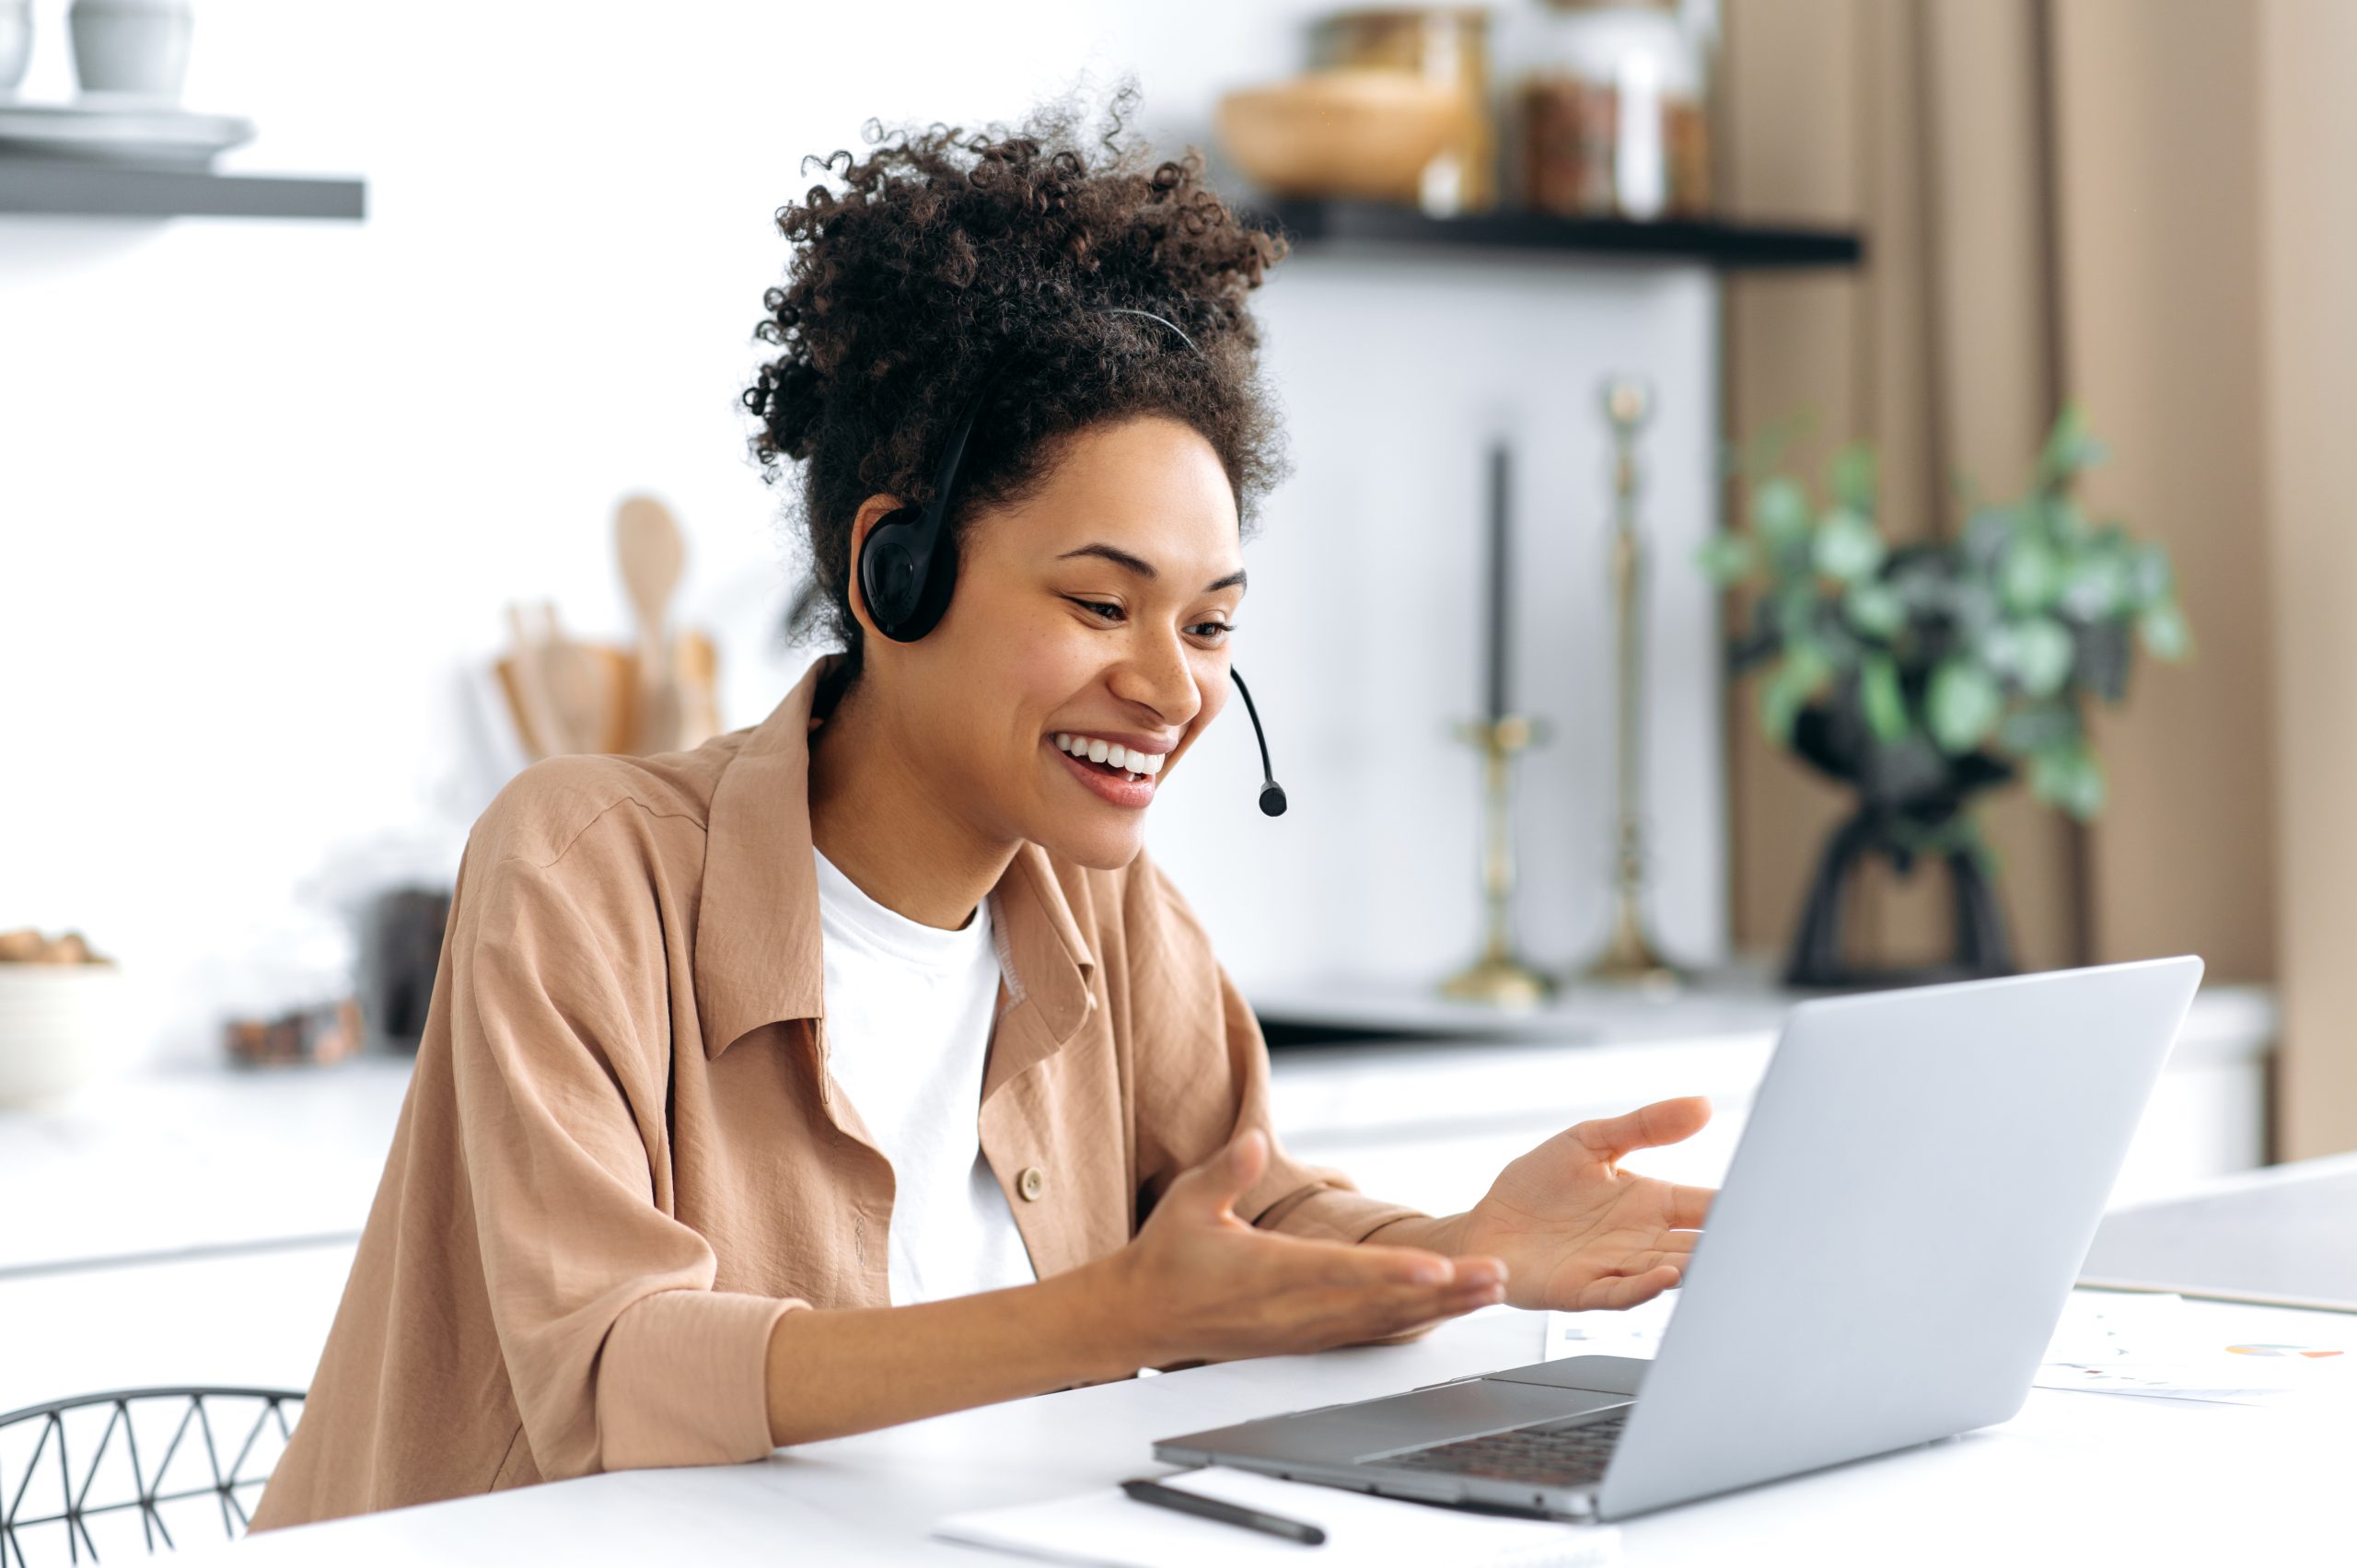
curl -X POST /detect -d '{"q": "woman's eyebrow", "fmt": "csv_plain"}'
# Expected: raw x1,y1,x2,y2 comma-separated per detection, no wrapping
1057,542,1247,593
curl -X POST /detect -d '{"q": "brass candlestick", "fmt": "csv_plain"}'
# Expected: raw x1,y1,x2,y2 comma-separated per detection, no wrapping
1441,713,1555,1008
1585,377,1680,988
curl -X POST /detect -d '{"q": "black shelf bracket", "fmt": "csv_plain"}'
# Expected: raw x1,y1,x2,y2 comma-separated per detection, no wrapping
1243,198,1863,269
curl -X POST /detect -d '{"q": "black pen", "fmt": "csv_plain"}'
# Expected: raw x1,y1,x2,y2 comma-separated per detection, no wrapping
1120,1476,1327,1546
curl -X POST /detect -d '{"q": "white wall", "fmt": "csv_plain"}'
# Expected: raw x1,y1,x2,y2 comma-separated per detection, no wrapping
1,0,1724,1068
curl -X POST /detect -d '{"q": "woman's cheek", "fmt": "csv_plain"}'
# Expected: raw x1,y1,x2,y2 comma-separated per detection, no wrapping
1009,619,1107,698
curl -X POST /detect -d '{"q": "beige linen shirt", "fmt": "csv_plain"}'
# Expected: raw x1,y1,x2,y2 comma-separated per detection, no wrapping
250,653,1422,1530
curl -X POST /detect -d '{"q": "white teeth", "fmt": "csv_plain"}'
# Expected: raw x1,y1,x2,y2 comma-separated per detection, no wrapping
1053,734,1167,775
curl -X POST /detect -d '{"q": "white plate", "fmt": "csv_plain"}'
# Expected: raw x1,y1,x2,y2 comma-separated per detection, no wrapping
0,97,253,166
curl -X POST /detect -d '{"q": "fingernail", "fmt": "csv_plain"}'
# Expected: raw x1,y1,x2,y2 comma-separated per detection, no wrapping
1413,1260,1450,1284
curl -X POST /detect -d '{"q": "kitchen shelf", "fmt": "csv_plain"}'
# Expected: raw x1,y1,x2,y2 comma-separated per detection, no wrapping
1243,198,1862,268
0,158,365,220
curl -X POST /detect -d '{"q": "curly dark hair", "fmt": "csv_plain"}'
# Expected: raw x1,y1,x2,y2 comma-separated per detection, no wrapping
742,83,1292,686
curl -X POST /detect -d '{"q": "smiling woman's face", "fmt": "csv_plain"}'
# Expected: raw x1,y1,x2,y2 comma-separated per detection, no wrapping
848,413,1246,870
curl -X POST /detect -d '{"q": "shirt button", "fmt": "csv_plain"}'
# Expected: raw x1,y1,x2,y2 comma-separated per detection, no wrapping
1017,1166,1047,1202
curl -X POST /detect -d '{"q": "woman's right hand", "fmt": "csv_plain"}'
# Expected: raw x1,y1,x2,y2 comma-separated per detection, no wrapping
1101,1128,1508,1368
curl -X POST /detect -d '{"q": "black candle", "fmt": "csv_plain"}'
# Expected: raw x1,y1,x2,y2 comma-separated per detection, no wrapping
1485,441,1512,722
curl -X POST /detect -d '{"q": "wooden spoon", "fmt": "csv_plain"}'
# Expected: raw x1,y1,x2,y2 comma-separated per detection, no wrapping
537,600,612,756
502,600,567,760
615,494,685,754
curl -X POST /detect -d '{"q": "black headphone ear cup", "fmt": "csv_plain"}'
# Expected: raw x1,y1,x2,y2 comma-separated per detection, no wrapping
859,509,923,637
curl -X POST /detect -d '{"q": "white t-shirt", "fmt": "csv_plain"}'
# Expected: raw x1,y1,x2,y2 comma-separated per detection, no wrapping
812,845,1037,1306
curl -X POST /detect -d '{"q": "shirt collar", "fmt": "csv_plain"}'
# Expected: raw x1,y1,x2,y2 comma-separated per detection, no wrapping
692,652,1097,1060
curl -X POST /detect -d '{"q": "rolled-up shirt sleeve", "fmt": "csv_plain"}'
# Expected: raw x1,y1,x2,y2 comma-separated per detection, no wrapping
1127,854,1428,1244
452,841,805,1480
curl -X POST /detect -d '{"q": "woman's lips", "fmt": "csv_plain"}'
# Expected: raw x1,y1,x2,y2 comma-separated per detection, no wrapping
1050,738,1157,808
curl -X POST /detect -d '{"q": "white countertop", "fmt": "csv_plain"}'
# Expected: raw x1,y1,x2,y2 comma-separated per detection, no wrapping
1262,981,2273,1144
0,1057,415,1276
0,984,2277,1277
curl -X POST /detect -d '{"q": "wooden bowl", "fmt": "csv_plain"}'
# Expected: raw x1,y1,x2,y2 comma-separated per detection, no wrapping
1216,69,1469,203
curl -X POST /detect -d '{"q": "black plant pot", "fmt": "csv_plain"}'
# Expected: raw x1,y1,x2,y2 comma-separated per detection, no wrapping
1780,703,2018,990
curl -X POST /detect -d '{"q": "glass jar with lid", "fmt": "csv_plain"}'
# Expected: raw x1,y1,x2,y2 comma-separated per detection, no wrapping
1512,0,1713,220
1310,7,1498,215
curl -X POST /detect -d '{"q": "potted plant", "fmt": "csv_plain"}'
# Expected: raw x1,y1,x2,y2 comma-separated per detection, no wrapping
1698,404,2190,986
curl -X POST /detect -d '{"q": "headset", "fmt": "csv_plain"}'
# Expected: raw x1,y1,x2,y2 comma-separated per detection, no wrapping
855,306,1288,817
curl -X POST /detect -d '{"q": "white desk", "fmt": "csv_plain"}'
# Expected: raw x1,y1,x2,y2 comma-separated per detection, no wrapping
196,1295,2352,1565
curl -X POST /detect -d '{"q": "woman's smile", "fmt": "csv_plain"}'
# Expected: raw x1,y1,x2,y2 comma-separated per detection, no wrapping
1049,730,1167,808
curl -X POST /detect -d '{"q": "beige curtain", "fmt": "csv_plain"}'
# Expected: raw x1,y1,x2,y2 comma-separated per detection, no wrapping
1718,2,2328,1146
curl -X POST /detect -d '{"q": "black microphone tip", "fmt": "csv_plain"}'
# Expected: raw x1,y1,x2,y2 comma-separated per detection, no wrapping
1258,781,1288,818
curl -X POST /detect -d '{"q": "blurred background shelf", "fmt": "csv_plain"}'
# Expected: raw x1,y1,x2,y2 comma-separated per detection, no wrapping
0,157,366,219
1242,198,1864,268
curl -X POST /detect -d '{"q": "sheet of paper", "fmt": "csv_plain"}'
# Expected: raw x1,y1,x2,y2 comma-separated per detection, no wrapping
2032,1289,2350,1406
1543,1290,1678,1362
934,1465,1620,1567
1544,1288,2351,1409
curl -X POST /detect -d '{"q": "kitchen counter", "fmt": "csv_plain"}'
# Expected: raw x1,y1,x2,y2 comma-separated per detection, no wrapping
0,985,2275,1278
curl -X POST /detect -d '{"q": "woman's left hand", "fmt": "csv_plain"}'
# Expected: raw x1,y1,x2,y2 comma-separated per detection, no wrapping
1447,1096,1717,1312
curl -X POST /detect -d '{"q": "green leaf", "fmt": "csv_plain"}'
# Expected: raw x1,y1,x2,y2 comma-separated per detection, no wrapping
1926,660,2003,754
1999,538,2061,614
1772,583,1822,648
2000,702,2080,754
1695,532,1757,585
1946,577,2001,642
2043,494,2093,545
1753,477,1811,547
2038,401,2107,485
2139,599,2192,661
2127,543,2176,609
1760,677,1805,747
1963,506,2016,571
2030,742,2107,820
2012,617,2074,698
1860,653,1909,744
1811,506,1887,584
1759,643,1834,747
2061,552,2128,620
1845,581,1905,638
1828,443,1877,512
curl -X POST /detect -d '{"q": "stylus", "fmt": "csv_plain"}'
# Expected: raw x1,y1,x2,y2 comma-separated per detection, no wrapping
1120,1477,1328,1546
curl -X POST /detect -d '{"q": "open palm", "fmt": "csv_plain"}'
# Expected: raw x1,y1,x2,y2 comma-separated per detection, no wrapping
1456,1097,1717,1311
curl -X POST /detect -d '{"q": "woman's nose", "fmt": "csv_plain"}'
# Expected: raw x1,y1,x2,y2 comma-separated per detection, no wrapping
1110,628,1202,726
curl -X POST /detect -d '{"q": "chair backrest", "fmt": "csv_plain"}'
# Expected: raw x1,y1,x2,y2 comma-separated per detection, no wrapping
1,1388,305,1563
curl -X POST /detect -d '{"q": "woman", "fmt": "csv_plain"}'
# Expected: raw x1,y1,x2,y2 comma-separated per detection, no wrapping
250,92,1712,1531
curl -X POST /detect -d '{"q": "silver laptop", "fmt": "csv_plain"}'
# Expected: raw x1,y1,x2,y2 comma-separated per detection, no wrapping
1155,958,2206,1521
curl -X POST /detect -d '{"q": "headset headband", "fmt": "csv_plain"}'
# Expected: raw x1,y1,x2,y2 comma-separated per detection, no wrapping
861,307,1202,642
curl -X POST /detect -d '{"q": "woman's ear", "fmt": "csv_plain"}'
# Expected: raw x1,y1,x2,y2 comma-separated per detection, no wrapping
843,493,908,640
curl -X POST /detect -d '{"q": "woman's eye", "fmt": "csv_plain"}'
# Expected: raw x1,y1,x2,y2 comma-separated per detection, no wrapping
1190,621,1233,641
1070,598,1123,621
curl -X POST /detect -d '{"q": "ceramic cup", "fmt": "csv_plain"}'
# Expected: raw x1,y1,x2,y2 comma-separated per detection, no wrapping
70,0,192,102
0,963,126,1107
0,1,32,96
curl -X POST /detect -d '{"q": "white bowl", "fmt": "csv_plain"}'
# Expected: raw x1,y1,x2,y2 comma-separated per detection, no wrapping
0,964,125,1107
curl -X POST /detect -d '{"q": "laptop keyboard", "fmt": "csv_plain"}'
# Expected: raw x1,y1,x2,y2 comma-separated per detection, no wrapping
1379,1410,1631,1488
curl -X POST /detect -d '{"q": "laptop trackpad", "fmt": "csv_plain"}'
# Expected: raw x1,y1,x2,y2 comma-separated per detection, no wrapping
1485,1354,1651,1396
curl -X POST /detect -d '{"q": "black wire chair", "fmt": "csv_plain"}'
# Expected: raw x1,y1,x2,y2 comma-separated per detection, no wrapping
0,1388,304,1563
